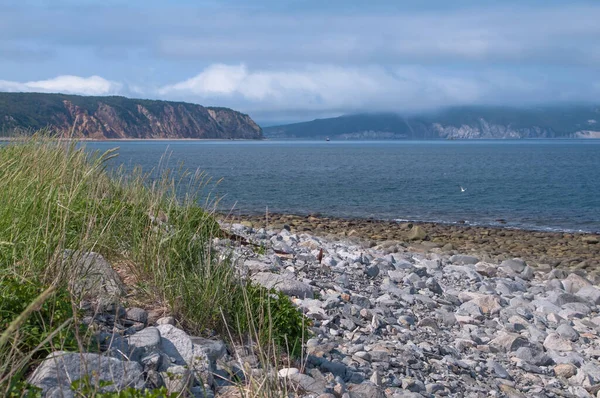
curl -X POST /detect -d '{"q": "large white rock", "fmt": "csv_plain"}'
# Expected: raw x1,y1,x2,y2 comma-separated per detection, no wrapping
28,352,145,397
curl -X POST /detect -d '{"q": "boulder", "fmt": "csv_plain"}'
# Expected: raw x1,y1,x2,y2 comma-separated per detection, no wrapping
28,352,145,396
64,251,125,304
562,273,593,294
127,327,161,362
156,324,212,386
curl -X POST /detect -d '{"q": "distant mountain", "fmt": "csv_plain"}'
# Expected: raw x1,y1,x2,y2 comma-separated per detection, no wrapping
0,92,263,139
263,106,600,140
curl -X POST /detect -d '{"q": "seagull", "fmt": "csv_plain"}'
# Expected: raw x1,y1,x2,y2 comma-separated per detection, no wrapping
460,186,466,192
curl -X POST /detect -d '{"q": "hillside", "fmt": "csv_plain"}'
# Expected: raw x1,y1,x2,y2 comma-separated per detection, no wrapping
263,106,600,140
0,92,263,139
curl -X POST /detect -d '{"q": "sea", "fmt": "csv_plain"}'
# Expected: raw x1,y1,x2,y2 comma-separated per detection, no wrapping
83,140,600,234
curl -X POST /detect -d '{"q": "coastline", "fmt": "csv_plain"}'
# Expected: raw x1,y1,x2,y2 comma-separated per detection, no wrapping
222,212,600,271
0,137,265,142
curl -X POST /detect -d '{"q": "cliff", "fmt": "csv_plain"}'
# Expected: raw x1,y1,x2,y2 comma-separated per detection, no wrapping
264,106,600,140
0,92,263,139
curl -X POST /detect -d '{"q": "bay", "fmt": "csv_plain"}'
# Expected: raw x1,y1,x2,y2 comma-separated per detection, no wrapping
84,140,600,233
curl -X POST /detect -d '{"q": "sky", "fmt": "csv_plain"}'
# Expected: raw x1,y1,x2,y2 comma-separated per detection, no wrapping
1,0,599,125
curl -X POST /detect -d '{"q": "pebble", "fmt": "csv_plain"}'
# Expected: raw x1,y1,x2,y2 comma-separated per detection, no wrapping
31,221,600,397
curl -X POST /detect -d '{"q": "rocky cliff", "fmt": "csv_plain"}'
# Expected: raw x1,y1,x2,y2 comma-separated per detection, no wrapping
264,106,600,140
0,92,263,139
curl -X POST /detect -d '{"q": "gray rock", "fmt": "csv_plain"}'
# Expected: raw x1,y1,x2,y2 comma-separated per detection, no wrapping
556,323,579,342
127,327,161,362
347,382,385,398
488,360,511,379
501,258,527,273
190,337,227,366
561,273,592,294
243,259,278,274
251,272,314,298
450,254,480,265
125,307,148,324
576,286,600,305
28,352,145,396
365,264,380,278
161,365,193,395
64,251,125,304
156,324,212,385
271,240,294,254
514,347,554,366
287,373,327,394
426,277,443,295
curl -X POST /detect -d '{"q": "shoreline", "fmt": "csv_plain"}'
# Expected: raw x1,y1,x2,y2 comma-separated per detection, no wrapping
220,212,600,271
0,137,265,142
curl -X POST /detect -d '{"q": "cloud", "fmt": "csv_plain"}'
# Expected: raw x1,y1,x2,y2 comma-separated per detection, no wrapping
158,63,600,121
0,75,122,95
2,3,600,67
159,63,483,115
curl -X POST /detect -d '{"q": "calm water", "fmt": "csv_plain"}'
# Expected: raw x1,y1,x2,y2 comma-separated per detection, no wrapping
84,140,600,233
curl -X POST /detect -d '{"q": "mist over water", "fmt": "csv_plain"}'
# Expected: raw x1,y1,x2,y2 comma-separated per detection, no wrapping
85,140,600,233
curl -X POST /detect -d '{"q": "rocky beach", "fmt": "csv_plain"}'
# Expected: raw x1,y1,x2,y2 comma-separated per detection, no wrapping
28,214,600,397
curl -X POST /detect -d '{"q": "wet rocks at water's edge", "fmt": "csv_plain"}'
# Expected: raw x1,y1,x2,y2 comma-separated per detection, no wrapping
29,224,600,397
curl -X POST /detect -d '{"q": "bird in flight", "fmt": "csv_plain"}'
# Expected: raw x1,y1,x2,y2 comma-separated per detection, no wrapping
460,186,466,192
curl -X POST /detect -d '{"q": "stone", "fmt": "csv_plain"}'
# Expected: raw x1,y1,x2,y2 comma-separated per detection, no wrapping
127,326,161,362
576,286,600,305
501,258,527,273
406,226,427,241
243,259,278,274
190,337,227,366
28,352,145,396
490,333,531,352
278,368,300,377
556,323,579,342
514,347,553,366
161,365,193,394
156,324,212,385
125,307,148,324
543,333,574,352
471,294,503,315
562,273,593,294
347,382,385,398
450,254,480,265
251,272,314,298
554,363,577,378
287,373,327,394
488,360,511,379
156,316,176,326
64,251,126,304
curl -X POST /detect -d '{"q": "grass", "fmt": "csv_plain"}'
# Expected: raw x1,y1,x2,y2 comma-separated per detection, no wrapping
0,133,309,396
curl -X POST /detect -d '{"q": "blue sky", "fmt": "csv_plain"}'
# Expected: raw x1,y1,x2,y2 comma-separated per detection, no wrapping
1,0,599,124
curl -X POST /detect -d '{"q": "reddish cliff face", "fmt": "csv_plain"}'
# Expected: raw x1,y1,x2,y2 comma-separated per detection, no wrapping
0,93,263,139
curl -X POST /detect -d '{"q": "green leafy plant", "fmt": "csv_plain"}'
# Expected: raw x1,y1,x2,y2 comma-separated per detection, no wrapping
234,282,311,357
0,274,78,358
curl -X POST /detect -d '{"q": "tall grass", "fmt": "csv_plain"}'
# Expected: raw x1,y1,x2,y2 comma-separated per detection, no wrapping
0,134,308,396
